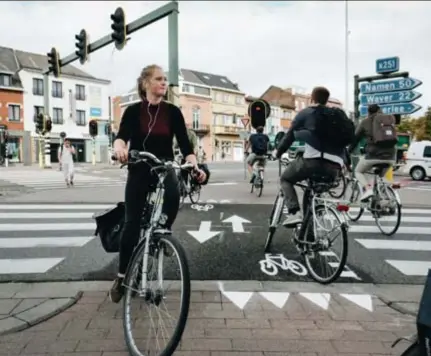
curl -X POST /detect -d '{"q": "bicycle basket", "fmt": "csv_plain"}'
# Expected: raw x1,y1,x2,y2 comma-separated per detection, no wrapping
92,202,125,253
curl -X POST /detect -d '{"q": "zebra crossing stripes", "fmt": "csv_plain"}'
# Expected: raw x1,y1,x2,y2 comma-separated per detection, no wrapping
351,207,431,276
0,169,124,190
0,204,111,275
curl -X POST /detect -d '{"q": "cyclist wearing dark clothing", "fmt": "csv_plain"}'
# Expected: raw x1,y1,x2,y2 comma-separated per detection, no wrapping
111,64,206,303
275,87,343,226
245,126,270,183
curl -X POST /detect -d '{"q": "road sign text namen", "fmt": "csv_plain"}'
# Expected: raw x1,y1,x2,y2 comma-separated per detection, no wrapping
360,78,422,95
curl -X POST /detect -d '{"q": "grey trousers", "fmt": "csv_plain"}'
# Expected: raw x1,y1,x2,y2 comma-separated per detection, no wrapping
280,157,340,213
355,157,395,189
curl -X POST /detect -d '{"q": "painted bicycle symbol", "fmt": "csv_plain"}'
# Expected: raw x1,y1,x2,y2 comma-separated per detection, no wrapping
190,204,214,212
259,253,308,276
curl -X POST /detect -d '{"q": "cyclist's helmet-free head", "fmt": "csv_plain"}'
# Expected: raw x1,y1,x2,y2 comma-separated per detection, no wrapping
256,126,264,133
368,104,380,115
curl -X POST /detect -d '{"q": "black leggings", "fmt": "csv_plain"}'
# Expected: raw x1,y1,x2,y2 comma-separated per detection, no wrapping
118,169,180,274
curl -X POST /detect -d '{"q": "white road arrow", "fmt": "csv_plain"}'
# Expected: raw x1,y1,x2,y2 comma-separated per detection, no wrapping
187,221,221,243
222,215,251,233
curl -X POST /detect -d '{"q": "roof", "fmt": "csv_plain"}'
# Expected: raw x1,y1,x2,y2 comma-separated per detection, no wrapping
260,85,296,110
0,47,23,89
0,46,109,83
183,69,241,92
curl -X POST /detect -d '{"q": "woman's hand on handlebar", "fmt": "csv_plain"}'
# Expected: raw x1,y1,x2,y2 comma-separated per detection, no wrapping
193,167,206,183
114,146,128,163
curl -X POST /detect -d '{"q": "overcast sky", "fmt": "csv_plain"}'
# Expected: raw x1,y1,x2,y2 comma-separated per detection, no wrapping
1,1,430,116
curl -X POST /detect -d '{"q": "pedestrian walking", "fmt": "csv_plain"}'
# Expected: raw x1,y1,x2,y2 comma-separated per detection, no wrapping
58,138,76,187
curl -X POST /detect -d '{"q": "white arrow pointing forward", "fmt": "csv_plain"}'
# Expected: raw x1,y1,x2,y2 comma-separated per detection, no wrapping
187,221,221,243
222,215,251,233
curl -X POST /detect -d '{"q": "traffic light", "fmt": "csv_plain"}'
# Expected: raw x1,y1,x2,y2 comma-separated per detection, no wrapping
35,113,45,134
47,47,61,78
75,29,89,65
89,120,98,137
248,99,271,129
394,114,401,125
60,132,67,139
105,123,112,136
111,7,127,50
44,117,52,133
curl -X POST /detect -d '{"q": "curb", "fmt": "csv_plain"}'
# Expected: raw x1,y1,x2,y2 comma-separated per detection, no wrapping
378,296,418,317
0,291,83,336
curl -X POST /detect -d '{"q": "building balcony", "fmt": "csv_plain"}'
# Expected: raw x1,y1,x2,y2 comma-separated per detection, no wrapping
213,125,242,135
186,123,210,134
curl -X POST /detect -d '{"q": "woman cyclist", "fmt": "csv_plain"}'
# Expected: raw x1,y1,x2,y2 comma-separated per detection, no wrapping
110,64,206,303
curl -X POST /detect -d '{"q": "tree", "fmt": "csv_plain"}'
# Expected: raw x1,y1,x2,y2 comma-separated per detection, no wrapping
396,115,414,134
414,107,431,141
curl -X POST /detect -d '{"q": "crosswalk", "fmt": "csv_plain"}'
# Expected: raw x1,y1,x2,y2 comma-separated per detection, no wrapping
0,169,124,190
349,207,431,276
0,203,112,275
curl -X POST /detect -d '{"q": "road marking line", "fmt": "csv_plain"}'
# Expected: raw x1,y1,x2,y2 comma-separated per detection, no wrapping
0,258,64,274
356,239,431,251
0,205,112,210
0,237,94,248
386,260,431,276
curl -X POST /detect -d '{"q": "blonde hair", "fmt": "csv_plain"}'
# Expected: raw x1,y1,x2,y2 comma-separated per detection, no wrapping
137,64,163,100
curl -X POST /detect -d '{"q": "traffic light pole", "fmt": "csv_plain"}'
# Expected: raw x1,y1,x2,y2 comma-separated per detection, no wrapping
43,73,52,168
167,5,179,106
92,137,96,166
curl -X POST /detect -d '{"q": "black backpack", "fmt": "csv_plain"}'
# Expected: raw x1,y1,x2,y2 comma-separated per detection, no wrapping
253,134,268,155
92,202,125,253
313,106,355,152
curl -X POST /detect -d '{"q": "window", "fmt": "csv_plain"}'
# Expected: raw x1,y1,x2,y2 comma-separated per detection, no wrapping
0,74,11,87
192,106,200,129
194,86,210,96
33,106,44,122
235,96,242,105
8,105,20,122
32,78,43,96
52,81,63,98
220,78,227,83
52,108,64,125
182,84,190,92
213,114,218,125
223,94,229,103
76,110,86,126
75,85,85,100
424,146,431,158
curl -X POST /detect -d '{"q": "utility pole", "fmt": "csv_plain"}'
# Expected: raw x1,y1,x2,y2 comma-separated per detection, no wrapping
167,2,179,106
43,74,51,168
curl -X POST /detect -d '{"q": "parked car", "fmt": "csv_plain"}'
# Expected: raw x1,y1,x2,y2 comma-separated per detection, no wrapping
402,140,431,180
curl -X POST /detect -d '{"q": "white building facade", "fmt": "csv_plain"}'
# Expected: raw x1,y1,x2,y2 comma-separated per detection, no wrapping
264,104,282,135
20,69,111,163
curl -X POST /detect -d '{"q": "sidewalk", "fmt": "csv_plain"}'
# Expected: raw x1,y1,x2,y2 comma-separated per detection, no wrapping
0,281,420,355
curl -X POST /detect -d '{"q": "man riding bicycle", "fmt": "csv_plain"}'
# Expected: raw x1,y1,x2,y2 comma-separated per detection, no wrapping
245,126,270,184
348,104,397,202
274,86,354,227
174,127,198,185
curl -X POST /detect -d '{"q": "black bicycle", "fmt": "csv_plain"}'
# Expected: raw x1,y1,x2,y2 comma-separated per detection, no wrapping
175,154,201,208
113,150,193,356
250,156,266,198
265,157,349,284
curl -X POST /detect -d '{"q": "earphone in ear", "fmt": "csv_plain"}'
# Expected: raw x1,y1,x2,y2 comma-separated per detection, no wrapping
143,102,160,151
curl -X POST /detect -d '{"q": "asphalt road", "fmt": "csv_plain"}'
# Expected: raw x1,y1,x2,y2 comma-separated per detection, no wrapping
0,202,429,286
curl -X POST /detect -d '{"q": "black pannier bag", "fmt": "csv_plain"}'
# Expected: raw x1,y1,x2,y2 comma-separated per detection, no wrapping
92,202,125,253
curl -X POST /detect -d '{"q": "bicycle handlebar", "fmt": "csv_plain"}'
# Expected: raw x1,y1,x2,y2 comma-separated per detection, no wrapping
111,150,196,172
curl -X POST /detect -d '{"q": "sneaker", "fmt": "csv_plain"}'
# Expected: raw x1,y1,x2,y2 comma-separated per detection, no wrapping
360,189,374,202
282,211,303,227
109,277,124,303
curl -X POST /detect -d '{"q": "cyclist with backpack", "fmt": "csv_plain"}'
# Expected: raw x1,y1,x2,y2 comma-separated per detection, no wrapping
348,104,397,202
245,126,270,183
275,86,355,227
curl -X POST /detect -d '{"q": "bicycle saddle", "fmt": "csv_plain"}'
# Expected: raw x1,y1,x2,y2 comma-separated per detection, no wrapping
371,163,391,174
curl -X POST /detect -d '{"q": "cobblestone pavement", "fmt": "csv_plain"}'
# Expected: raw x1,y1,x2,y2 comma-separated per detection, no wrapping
0,288,416,355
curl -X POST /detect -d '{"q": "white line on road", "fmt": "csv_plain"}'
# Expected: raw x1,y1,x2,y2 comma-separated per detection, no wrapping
0,236,94,248
356,239,431,251
354,216,431,223
386,260,431,276
0,205,112,210
0,258,64,274
348,226,431,234
0,223,94,231
0,212,94,219
349,208,431,215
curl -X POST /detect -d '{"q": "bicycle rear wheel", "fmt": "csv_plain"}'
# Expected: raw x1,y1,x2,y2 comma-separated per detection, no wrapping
374,186,402,236
303,205,348,284
189,181,201,204
256,170,264,197
329,172,346,199
346,179,364,222
122,234,191,356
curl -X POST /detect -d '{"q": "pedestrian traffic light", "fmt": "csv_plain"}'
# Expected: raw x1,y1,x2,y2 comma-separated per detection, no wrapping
248,99,271,129
60,131,67,139
35,113,45,134
89,120,98,137
47,47,61,78
75,29,89,65
111,7,127,50
105,123,112,136
44,117,52,133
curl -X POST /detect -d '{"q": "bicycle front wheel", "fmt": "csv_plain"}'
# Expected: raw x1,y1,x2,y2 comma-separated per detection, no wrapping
189,182,201,204
374,186,402,236
303,205,348,284
122,234,191,356
346,179,364,222
265,193,283,252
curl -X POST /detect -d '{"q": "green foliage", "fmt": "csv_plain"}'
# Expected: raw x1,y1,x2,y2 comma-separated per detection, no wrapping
396,107,431,141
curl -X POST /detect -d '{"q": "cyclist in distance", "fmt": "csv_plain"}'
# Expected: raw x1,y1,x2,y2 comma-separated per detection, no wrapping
173,126,198,186
348,104,397,201
274,87,346,227
111,64,206,303
245,126,270,183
